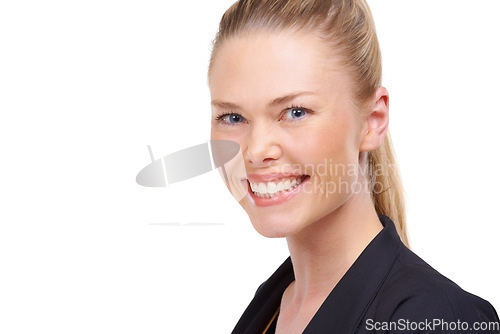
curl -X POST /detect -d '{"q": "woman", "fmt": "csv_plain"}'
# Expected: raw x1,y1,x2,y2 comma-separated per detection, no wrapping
208,0,499,333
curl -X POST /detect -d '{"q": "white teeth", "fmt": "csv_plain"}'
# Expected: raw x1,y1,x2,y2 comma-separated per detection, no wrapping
277,182,285,192
267,182,277,194
249,176,307,198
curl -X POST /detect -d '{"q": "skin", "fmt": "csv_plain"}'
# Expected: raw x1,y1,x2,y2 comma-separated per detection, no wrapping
209,30,390,334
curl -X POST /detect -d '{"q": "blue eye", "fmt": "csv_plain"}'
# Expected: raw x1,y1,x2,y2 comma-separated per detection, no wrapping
282,107,309,121
215,113,245,125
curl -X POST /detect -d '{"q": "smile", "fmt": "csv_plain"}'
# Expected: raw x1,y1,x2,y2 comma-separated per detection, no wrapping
248,175,308,198
246,175,310,207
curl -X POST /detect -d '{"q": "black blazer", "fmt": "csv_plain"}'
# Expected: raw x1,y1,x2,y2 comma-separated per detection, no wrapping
232,214,500,333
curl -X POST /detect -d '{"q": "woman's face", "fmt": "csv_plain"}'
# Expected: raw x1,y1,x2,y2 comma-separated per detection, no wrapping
209,30,368,238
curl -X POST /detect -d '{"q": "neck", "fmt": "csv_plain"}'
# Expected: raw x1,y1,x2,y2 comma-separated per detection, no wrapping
284,189,383,306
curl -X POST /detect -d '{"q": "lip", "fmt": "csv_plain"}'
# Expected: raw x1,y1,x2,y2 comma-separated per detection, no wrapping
247,175,310,207
246,172,307,183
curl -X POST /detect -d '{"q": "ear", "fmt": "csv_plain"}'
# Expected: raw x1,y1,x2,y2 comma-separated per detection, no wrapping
359,87,389,152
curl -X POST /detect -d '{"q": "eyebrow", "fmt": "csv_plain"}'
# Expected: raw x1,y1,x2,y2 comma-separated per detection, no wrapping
211,91,317,110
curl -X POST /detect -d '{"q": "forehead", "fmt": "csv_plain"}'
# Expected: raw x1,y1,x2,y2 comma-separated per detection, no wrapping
209,30,352,102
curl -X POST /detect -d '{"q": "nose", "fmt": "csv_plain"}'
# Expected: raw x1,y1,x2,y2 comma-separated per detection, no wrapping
245,121,282,167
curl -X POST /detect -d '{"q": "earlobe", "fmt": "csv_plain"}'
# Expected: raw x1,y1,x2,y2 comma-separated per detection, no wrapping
359,87,389,152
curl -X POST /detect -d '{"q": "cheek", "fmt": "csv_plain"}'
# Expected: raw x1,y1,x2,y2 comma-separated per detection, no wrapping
295,122,353,166
211,127,246,148
210,127,224,140
294,120,360,199
210,129,249,202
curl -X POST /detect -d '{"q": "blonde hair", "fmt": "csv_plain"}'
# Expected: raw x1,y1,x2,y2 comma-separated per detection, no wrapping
208,0,410,248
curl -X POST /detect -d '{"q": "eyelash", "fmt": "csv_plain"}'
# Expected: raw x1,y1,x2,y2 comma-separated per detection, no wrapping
214,105,313,126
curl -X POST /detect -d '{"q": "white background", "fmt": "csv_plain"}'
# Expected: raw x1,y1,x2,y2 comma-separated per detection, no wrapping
1,0,499,333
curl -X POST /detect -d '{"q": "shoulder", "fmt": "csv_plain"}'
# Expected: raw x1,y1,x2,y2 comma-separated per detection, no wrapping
372,245,500,327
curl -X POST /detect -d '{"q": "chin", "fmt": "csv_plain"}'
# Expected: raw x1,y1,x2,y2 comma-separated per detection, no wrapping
250,217,304,238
